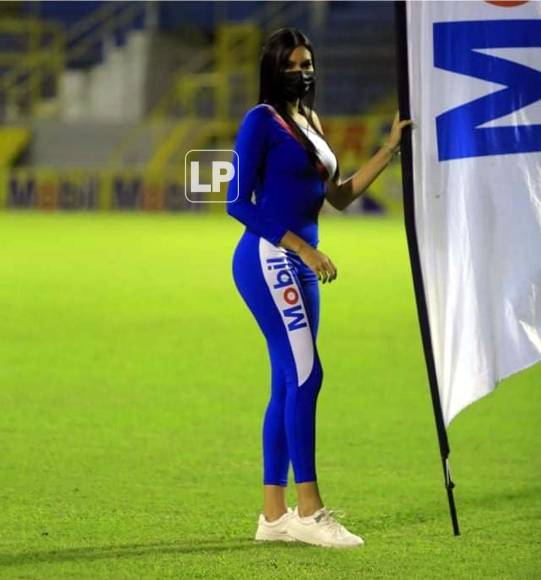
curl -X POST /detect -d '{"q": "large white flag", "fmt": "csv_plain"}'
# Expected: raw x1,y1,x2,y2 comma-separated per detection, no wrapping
405,0,541,427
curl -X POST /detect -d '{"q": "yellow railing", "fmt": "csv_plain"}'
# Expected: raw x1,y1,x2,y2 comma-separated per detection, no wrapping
0,17,65,118
63,1,147,65
168,22,260,122
214,22,261,119
144,0,297,123
145,23,259,172
111,21,261,169
0,127,31,167
0,3,148,119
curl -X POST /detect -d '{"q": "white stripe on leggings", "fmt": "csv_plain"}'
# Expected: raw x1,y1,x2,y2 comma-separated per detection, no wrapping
259,236,314,387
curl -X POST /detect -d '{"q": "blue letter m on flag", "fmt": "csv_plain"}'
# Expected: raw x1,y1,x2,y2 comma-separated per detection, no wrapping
434,20,541,161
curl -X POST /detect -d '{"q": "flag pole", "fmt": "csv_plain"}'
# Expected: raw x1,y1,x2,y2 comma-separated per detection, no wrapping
393,0,460,536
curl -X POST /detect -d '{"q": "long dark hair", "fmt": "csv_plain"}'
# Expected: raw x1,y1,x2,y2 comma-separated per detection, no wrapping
258,27,340,183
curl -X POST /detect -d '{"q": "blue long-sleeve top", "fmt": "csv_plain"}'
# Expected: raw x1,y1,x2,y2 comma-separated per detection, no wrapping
226,103,329,248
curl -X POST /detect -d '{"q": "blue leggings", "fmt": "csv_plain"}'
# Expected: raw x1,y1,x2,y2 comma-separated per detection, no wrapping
232,229,323,486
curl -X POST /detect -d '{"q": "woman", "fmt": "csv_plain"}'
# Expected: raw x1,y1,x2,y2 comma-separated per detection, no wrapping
226,27,414,548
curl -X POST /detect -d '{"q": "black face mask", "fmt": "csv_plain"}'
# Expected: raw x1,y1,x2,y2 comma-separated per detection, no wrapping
279,70,316,101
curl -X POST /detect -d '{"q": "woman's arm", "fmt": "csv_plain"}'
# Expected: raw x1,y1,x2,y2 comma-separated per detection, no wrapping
325,143,398,211
311,109,414,211
226,106,289,246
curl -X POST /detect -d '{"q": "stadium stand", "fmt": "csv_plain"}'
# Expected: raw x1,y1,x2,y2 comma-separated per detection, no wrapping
0,1,401,214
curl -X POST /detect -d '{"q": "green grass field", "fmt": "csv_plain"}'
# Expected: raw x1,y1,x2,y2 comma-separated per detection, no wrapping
0,211,539,579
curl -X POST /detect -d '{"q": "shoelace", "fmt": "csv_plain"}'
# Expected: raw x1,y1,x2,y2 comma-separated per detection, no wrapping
314,508,347,535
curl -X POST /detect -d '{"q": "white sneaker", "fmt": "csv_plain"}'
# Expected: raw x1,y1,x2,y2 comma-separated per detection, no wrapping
255,507,297,542
286,506,364,548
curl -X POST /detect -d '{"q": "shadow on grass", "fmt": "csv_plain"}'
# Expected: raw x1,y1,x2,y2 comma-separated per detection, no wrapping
363,484,541,532
0,538,310,567
461,485,541,509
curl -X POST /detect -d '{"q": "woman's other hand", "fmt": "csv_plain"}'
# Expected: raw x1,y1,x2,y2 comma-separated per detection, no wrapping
298,245,337,284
